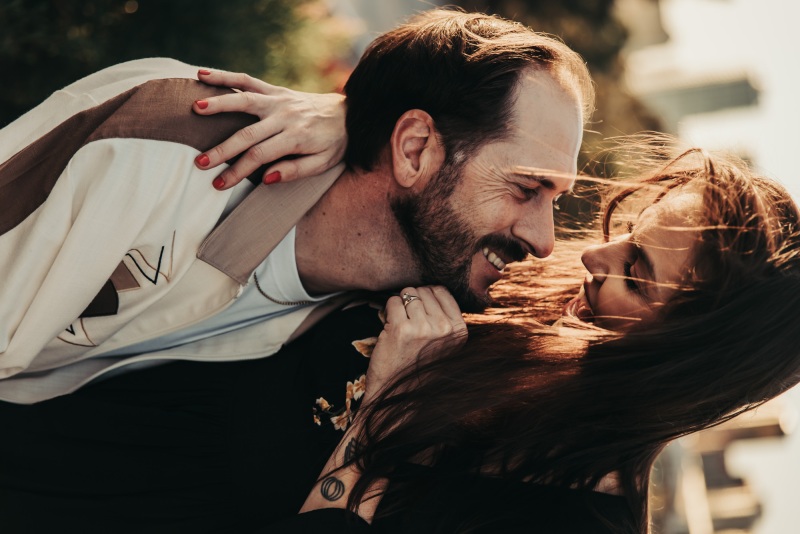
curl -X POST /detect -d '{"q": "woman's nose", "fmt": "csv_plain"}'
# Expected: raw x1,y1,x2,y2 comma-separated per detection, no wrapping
581,243,611,284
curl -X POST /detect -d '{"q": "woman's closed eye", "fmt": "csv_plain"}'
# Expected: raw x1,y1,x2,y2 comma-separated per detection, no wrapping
623,241,648,295
623,260,640,292
621,226,646,294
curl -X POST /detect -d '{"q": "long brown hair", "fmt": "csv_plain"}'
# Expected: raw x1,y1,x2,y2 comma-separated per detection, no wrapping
344,147,800,533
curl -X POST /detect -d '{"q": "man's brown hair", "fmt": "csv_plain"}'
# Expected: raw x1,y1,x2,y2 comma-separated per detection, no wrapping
343,8,595,171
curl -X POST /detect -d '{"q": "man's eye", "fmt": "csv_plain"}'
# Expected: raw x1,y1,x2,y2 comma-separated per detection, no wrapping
515,185,539,201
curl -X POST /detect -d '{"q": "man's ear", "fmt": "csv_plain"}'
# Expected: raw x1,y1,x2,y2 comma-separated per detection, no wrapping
390,109,445,189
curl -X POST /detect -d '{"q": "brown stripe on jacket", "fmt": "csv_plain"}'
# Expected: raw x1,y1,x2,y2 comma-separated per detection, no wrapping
0,78,258,236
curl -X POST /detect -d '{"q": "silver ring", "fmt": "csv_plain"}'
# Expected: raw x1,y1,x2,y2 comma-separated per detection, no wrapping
401,292,420,307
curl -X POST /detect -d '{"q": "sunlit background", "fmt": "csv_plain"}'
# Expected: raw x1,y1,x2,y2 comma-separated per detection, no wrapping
3,1,798,532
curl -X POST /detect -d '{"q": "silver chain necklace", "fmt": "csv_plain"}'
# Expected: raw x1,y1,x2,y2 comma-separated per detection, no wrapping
253,272,313,306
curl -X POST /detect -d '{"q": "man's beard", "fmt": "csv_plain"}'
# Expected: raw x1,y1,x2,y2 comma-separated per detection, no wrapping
391,162,525,312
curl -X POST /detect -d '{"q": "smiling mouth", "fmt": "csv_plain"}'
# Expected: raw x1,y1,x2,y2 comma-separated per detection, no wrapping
482,247,508,271
563,283,594,322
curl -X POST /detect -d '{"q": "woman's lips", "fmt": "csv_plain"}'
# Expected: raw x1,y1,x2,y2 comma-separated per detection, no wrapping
563,284,594,322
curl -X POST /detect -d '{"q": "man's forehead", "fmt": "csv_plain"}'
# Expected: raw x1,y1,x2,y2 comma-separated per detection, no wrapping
480,142,578,187
511,70,585,166
505,120,581,166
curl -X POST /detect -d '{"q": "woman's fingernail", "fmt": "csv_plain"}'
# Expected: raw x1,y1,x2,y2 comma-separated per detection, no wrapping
212,176,225,190
196,153,210,167
198,69,212,76
263,171,282,185
195,100,209,110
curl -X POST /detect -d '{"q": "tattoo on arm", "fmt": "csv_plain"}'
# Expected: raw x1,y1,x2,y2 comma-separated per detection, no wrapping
343,438,364,463
321,476,346,501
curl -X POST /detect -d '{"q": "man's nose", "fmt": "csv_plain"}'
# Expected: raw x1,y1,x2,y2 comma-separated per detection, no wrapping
513,204,555,258
581,243,610,283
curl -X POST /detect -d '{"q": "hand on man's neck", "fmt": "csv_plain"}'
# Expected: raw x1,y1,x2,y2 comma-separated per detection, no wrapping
295,166,421,295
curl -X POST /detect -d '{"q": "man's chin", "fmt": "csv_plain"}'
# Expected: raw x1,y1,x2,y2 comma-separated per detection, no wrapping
455,287,492,313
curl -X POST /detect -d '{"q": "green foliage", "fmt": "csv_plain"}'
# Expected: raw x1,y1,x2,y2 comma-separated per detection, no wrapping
260,3,357,93
0,0,304,126
461,0,626,68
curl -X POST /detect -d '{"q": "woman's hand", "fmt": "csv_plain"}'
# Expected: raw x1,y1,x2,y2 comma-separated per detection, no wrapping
300,287,464,523
366,286,467,399
192,69,347,190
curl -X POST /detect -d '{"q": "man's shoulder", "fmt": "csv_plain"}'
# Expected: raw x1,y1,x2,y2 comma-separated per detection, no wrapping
0,58,201,163
62,58,199,97
85,77,253,153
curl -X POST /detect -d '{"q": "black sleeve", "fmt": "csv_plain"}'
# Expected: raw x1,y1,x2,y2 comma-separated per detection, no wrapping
258,509,371,534
0,304,383,534
369,467,638,534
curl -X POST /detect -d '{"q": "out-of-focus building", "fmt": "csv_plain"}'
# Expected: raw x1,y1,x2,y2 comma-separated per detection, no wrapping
618,0,800,199
650,400,797,534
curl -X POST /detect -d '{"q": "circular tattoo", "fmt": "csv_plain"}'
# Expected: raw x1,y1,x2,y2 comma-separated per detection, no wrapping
321,476,346,501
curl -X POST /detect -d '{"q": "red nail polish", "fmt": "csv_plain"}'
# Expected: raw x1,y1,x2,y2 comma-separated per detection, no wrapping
212,176,225,190
198,69,211,76
196,154,210,167
195,100,209,110
263,171,282,185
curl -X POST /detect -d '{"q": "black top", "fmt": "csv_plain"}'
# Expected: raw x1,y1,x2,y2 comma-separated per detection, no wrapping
0,304,635,533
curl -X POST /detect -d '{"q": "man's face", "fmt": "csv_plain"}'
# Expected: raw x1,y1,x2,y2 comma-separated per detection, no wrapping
393,70,583,311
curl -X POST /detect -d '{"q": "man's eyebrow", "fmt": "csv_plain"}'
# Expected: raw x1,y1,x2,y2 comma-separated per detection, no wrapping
525,175,557,191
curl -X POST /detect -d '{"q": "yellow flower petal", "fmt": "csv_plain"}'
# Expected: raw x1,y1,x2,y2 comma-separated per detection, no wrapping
351,337,378,358
352,375,366,401
331,412,350,431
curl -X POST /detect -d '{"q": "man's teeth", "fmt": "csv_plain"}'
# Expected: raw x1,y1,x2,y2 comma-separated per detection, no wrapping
482,247,507,271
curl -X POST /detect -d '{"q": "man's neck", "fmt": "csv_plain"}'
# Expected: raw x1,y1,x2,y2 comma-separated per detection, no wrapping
295,167,421,295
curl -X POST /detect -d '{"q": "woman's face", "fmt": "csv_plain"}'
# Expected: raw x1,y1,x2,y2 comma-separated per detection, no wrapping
564,188,703,330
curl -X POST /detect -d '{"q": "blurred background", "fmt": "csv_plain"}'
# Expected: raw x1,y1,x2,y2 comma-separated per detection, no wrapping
2,1,798,532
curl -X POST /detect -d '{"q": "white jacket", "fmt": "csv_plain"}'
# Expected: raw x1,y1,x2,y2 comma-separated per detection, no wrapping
0,59,343,403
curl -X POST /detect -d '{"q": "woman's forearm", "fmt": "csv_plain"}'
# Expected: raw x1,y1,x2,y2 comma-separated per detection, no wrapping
300,286,465,522
299,418,385,523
